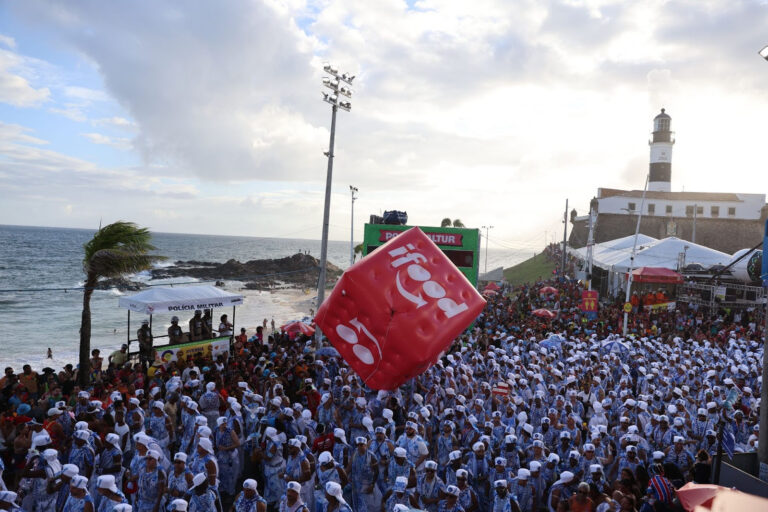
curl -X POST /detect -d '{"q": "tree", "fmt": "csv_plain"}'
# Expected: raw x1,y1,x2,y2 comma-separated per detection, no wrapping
452,219,465,228
353,243,364,262
441,218,452,228
79,222,165,386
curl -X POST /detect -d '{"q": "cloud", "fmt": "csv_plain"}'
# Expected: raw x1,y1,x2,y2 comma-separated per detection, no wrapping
0,46,50,107
81,132,132,150
4,0,768,241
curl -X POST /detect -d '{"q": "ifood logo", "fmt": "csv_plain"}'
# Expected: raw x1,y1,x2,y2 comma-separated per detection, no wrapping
335,318,382,366
389,243,469,319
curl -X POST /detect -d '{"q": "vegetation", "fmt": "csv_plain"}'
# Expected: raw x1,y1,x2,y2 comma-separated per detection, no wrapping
79,222,165,385
440,218,465,228
503,252,557,287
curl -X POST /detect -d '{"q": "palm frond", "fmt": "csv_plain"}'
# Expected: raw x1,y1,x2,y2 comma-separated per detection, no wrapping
83,221,157,263
87,248,165,278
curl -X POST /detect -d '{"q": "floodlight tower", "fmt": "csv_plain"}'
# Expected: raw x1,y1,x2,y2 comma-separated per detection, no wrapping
315,63,354,346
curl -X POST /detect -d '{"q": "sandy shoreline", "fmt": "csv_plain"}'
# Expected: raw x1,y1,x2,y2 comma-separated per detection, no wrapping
8,285,318,371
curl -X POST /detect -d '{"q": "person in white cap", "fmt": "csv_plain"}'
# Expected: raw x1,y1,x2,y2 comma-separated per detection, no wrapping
167,452,194,501
384,447,415,500
191,437,218,491
314,452,347,512
385,475,411,511
93,433,124,495
284,439,311,499
454,468,478,512
437,485,462,512
63,475,93,512
0,491,21,511
548,471,575,512
96,474,127,510
279,481,307,512
147,401,172,461
345,436,377,512
188,473,216,512
492,479,519,512
509,468,533,512
331,428,350,469
198,382,222,428
232,479,266,512
68,430,95,481
323,481,352,512
136,450,166,512
261,427,286,508
413,460,444,512
49,464,80,511
214,416,241,499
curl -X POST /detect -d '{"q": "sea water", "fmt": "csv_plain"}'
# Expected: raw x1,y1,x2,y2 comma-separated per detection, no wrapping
0,225,525,370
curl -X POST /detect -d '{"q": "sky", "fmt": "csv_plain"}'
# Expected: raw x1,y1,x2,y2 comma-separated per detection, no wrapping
1,0,768,254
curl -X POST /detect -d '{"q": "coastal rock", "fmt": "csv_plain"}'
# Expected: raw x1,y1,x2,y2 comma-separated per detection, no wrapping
96,277,147,291
151,253,342,288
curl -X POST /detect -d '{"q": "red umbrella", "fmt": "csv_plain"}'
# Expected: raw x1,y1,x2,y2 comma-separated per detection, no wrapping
280,320,315,338
484,282,501,291
532,308,556,319
676,483,732,511
539,286,559,295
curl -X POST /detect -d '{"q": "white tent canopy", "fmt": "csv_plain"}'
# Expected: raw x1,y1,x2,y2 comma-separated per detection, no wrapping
570,236,730,273
118,285,244,315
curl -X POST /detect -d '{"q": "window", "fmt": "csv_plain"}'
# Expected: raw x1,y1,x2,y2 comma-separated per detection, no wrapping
628,202,636,212
665,205,673,215
647,204,655,215
711,206,719,217
685,205,694,217
696,206,703,215
728,207,736,216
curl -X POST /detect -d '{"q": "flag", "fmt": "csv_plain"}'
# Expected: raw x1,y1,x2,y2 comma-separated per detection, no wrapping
722,424,736,460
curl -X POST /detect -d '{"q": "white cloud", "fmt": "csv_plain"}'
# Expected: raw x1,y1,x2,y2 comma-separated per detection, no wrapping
81,132,132,150
4,0,768,243
0,47,50,106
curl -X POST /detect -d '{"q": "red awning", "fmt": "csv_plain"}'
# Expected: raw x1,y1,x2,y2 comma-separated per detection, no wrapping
629,267,683,284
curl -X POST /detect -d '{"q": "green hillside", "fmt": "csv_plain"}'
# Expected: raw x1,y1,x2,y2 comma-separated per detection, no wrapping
503,252,557,286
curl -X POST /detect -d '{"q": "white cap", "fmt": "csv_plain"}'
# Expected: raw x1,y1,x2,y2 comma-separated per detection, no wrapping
192,473,207,488
517,468,530,479
243,479,258,491
319,451,333,465
174,452,188,462
325,481,345,500
169,499,188,511
287,481,301,493
198,438,213,453
394,447,407,458
70,475,88,489
98,474,118,493
62,464,79,478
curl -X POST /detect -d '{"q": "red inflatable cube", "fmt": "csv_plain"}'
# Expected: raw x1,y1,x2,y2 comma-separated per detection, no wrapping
314,227,486,390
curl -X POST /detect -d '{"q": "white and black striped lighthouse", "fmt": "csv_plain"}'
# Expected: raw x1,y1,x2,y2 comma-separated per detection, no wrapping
648,108,674,192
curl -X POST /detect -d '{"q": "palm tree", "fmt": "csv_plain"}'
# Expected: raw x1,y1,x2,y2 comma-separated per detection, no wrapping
452,219,465,228
440,218,452,227
79,222,165,386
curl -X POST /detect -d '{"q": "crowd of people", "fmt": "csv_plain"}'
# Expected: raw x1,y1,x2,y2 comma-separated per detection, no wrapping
0,264,763,512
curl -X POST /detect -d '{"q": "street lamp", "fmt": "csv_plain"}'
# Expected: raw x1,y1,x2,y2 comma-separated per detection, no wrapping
481,225,494,275
349,186,358,266
315,63,354,346
757,45,768,478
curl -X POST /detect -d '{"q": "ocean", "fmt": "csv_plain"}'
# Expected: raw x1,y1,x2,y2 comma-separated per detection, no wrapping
0,224,528,370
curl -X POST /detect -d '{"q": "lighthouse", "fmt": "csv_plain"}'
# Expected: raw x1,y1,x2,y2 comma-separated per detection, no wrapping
648,108,674,192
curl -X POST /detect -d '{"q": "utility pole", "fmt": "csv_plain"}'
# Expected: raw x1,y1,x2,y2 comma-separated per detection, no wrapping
622,174,650,337
315,63,353,347
561,199,568,278
482,225,494,275
349,186,358,266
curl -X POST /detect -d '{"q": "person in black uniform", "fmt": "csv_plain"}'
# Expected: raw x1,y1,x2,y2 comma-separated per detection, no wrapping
189,310,204,342
137,319,154,368
168,316,184,345
201,309,214,339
